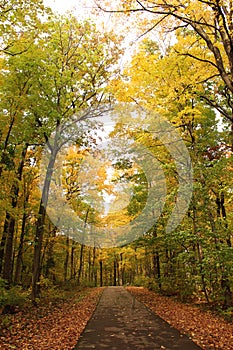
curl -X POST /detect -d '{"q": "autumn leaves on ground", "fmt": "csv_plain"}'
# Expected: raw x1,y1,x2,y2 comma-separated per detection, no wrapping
0,288,103,350
1,286,233,350
127,287,233,350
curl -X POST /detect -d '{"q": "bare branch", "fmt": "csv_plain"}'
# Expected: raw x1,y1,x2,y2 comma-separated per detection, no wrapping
2,48,29,56
176,51,218,69
135,14,170,41
216,0,233,53
196,73,221,85
95,1,145,14
198,94,232,120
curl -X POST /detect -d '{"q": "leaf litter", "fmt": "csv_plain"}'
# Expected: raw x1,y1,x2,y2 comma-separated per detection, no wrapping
127,287,233,350
0,288,103,350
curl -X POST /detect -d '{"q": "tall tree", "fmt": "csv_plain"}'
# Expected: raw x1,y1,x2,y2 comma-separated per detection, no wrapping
29,14,121,301
98,0,233,144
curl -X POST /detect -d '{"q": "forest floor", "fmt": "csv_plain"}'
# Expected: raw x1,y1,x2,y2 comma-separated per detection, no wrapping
0,287,103,350
127,287,233,350
0,286,232,350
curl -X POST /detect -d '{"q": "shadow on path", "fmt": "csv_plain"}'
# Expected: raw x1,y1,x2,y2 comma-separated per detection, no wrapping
73,286,202,350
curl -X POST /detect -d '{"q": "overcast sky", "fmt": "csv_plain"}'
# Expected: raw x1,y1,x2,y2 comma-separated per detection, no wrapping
44,0,88,12
43,0,101,19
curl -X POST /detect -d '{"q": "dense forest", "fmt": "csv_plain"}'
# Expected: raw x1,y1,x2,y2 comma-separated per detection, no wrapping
0,0,232,316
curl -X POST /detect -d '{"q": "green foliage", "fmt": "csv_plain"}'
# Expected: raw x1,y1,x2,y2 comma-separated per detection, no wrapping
0,278,28,310
133,275,149,287
80,280,98,288
218,307,233,323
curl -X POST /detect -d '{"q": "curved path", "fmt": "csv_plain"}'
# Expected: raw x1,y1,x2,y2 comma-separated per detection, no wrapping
74,286,201,350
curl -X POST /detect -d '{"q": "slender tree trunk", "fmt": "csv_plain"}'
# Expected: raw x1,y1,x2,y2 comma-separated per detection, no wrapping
88,248,91,283
134,248,138,276
14,212,27,284
77,208,89,285
216,192,232,307
14,184,30,285
192,204,210,304
32,145,57,302
0,116,15,178
70,244,75,280
196,242,210,304
117,260,120,285
0,215,9,275
92,247,97,286
77,243,84,285
44,227,56,280
120,253,125,285
153,251,161,290
2,208,16,283
219,192,231,247
32,202,47,300
113,259,117,286
152,226,162,290
104,266,108,286
99,260,103,287
2,146,28,284
64,236,69,282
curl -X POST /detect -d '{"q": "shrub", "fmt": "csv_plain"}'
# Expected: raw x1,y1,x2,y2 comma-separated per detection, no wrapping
0,278,28,313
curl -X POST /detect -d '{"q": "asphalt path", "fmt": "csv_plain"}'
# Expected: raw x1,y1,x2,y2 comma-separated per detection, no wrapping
73,286,202,350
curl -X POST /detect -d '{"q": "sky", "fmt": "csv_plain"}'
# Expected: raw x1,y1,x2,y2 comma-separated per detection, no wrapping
43,0,134,55
44,0,95,15
43,0,116,30
43,0,145,43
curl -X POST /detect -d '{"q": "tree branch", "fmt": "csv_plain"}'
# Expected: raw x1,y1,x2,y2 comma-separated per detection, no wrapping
135,14,170,41
177,51,218,69
198,94,232,120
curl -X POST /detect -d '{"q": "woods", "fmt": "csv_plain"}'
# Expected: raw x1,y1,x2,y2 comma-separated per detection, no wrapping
0,0,232,323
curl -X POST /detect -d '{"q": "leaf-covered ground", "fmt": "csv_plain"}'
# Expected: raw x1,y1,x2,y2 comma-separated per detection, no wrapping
0,288,103,350
1,286,232,349
126,287,233,350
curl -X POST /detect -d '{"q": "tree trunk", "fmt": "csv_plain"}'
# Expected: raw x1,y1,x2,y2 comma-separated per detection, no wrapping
152,226,161,290
120,253,125,285
2,216,15,283
14,189,30,284
99,260,103,287
192,204,210,304
64,236,69,282
77,243,84,285
0,116,15,178
113,259,117,286
77,208,89,285
32,145,57,302
70,244,75,280
88,248,91,283
2,145,28,284
92,247,97,286
0,215,9,275
153,250,161,290
14,213,27,284
44,227,56,280
216,192,232,307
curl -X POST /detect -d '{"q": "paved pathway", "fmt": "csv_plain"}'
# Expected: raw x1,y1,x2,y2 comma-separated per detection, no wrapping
74,286,202,350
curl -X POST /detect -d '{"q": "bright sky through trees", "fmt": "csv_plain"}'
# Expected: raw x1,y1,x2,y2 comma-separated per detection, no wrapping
44,0,94,14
